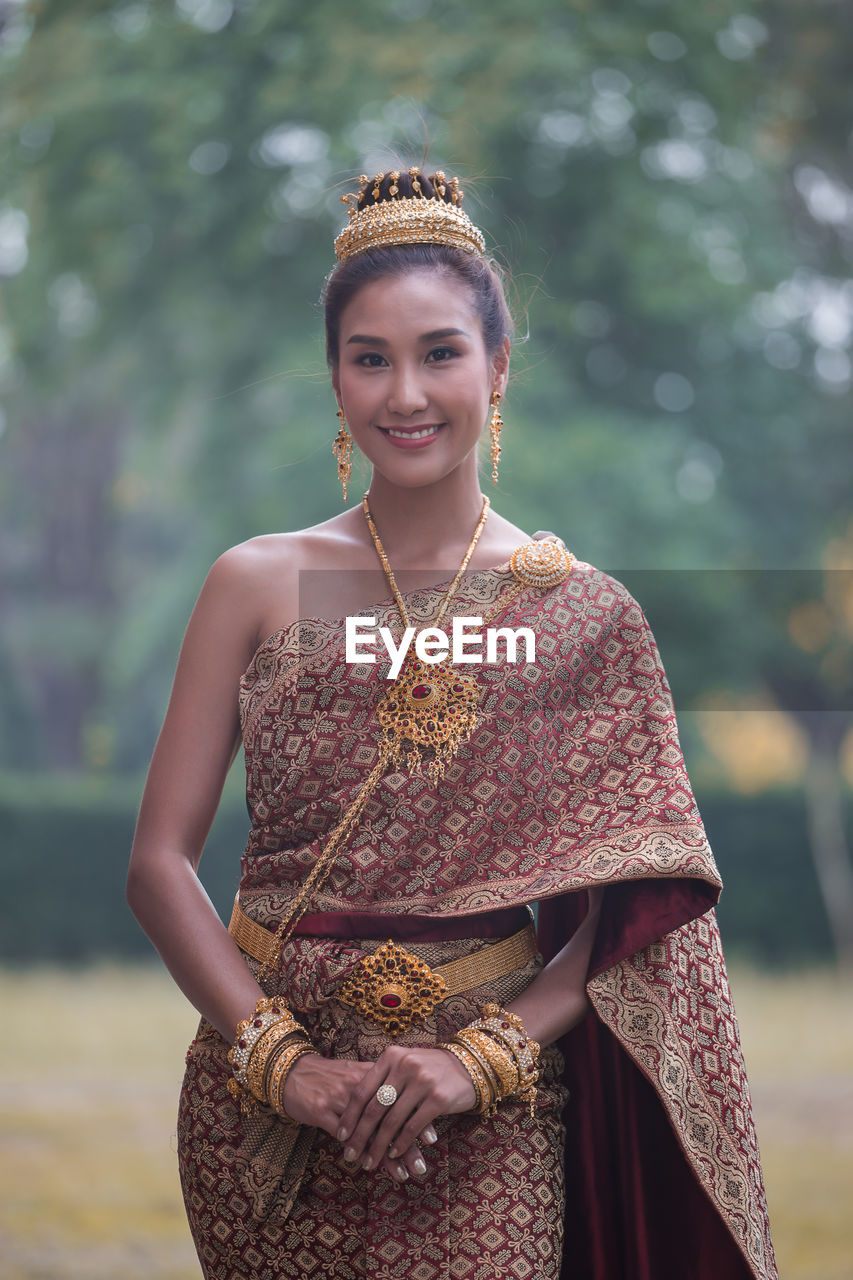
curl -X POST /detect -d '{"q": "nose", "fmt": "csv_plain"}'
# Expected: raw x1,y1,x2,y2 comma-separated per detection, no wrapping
385,364,429,417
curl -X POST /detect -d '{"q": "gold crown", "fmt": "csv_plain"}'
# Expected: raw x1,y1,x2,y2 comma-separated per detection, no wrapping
334,168,486,263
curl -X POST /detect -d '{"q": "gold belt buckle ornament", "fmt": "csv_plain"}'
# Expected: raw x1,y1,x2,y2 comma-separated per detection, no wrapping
335,939,449,1037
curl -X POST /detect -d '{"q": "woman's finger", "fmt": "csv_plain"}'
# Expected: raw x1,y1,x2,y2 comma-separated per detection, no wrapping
385,1104,439,1161
377,1141,429,1184
335,1046,408,1160
350,1084,418,1169
362,1091,435,1172
399,1140,430,1179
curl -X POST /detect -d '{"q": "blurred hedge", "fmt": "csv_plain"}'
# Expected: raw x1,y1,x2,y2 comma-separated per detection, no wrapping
0,771,836,966
0,770,247,964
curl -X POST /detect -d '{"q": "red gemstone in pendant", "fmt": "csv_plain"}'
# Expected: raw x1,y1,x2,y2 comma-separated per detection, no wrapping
238,1039,247,1049
380,993,402,1008
253,1019,263,1028
411,683,431,699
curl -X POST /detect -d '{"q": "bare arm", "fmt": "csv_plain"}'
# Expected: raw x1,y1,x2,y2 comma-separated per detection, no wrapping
505,885,605,1047
126,545,270,1040
126,548,432,1183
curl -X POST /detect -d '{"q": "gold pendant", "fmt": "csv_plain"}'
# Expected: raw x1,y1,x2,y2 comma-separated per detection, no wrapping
335,939,449,1037
376,655,480,783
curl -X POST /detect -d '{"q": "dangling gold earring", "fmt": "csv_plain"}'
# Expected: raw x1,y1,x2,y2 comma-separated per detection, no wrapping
489,390,503,486
333,407,353,503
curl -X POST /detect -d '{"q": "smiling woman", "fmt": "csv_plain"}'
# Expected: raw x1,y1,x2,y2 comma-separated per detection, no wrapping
332,271,505,486
127,164,777,1280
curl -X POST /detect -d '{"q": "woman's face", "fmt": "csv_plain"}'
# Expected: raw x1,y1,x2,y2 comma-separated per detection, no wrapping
332,268,509,492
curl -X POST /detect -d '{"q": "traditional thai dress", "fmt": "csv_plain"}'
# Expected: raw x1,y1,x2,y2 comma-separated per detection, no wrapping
177,537,777,1280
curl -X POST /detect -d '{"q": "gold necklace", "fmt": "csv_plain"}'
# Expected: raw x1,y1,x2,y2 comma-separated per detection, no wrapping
361,492,491,632
362,492,490,784
255,519,575,980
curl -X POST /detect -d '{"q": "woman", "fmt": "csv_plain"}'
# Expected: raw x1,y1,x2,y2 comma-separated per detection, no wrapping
127,166,777,1280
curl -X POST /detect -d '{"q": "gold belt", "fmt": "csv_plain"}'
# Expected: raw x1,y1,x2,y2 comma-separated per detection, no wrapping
228,896,538,1037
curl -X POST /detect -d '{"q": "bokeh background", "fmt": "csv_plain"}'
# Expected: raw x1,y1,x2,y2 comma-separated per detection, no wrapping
1,1,851,1276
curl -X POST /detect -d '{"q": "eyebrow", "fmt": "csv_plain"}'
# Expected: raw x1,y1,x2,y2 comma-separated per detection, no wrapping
345,328,470,346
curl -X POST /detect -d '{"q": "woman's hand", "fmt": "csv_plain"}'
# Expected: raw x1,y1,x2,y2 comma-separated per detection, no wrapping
280,1052,438,1184
334,1044,477,1176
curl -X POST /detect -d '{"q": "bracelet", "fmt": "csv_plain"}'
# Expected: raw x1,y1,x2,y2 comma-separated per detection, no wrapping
443,1002,541,1121
247,1023,304,1103
450,1034,502,1116
454,1027,519,1096
468,1007,540,1088
443,1042,490,1115
480,1003,541,1067
228,999,308,1087
226,995,313,1116
267,1040,320,1126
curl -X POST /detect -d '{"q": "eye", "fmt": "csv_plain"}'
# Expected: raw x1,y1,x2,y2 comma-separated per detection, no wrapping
427,345,458,363
355,352,388,367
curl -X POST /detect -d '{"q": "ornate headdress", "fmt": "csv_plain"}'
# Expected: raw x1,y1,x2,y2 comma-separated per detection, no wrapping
334,167,486,263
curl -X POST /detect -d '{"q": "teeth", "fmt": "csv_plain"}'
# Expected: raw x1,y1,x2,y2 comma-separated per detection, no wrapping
386,426,441,440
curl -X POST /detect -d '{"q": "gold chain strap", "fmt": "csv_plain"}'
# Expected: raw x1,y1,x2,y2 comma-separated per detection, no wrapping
361,491,491,632
255,525,572,980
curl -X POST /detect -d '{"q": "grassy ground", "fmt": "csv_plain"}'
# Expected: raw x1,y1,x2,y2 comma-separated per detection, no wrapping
0,964,850,1279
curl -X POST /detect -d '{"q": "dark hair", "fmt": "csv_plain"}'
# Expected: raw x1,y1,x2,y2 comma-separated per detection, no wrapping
322,169,514,368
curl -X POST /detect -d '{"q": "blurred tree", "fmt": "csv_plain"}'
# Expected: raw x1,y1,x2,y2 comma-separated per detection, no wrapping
0,0,850,958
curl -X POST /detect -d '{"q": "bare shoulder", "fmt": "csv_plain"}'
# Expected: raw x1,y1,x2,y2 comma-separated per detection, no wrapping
214,530,304,582
213,517,368,650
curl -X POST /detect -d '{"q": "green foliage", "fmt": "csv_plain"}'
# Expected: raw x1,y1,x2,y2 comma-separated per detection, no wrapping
2,0,851,770
0,2,850,963
0,770,246,961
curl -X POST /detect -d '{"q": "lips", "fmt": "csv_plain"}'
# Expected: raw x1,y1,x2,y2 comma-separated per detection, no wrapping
377,424,444,435
376,424,447,446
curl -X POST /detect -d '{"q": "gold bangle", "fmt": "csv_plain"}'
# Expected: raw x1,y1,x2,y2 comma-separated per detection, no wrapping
447,1041,492,1113
456,1005,542,1120
268,1041,319,1125
469,1005,540,1084
260,1031,308,1103
475,1025,538,1090
248,1023,305,1102
233,995,291,1040
262,1032,313,1107
454,1028,519,1097
443,1042,488,1114
228,998,310,1088
449,1034,501,1114
480,1003,541,1066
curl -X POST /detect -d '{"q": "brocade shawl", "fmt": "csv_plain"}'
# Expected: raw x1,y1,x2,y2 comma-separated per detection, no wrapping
236,541,777,1280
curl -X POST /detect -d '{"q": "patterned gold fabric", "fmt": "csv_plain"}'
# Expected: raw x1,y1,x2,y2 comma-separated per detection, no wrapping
179,936,568,1279
177,546,777,1279
237,554,722,916
587,914,774,1279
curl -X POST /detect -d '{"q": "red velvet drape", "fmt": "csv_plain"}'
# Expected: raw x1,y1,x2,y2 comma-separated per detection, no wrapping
538,888,753,1280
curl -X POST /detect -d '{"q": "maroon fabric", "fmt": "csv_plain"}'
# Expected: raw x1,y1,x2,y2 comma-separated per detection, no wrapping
231,551,776,1278
539,889,753,1280
588,878,719,978
290,904,531,941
